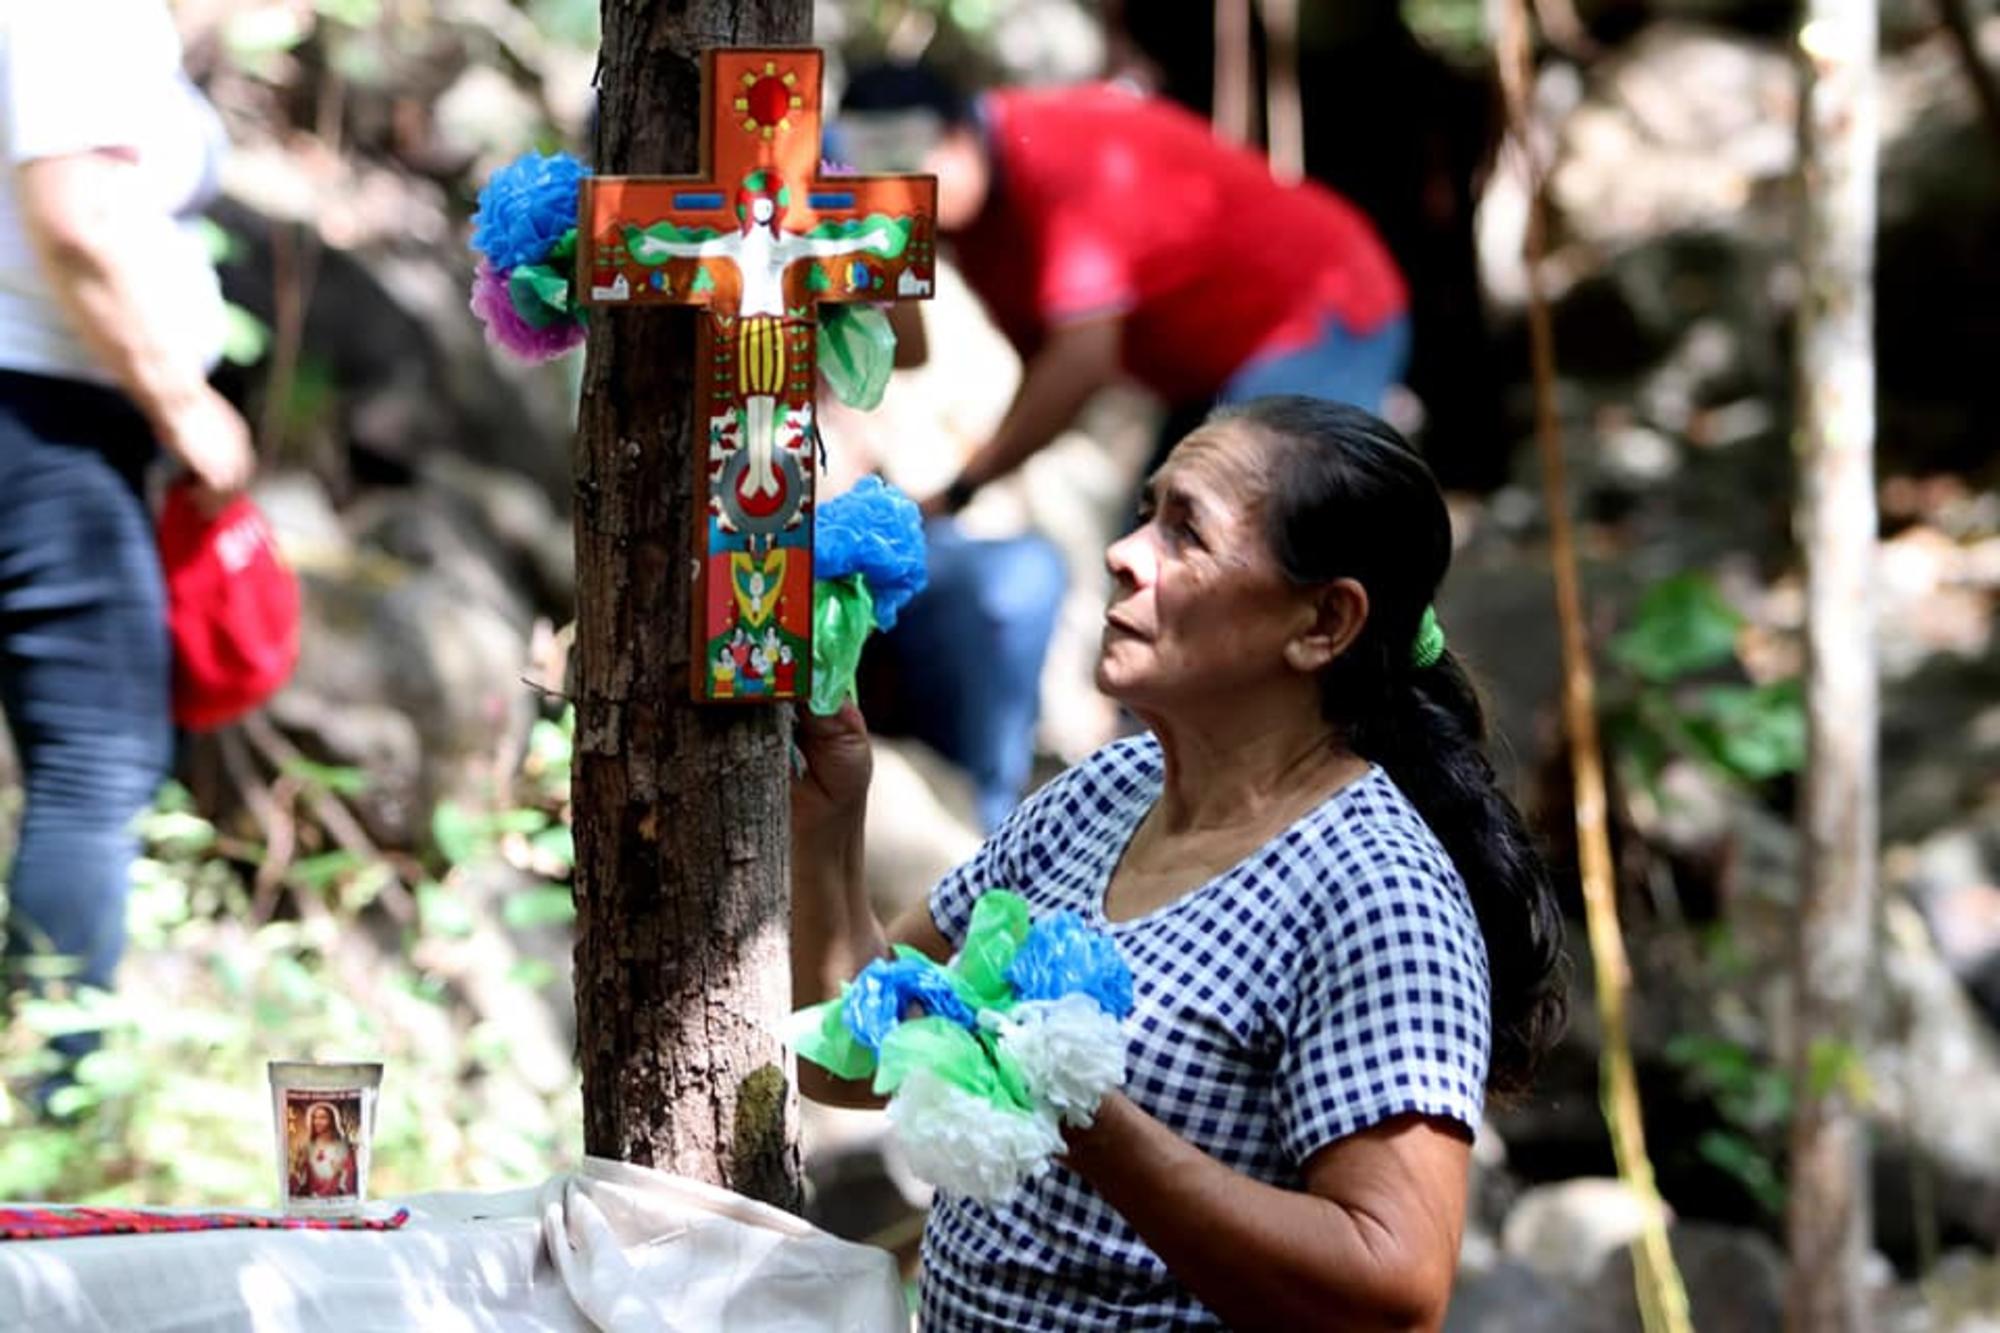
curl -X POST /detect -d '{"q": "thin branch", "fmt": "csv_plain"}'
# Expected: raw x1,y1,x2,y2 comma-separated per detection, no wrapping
1213,0,1256,147
1497,0,1691,1328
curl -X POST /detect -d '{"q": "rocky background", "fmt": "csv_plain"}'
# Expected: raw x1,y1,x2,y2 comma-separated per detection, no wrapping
0,0,1995,1325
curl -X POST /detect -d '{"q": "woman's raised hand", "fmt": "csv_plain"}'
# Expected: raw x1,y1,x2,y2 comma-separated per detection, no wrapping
791,700,875,837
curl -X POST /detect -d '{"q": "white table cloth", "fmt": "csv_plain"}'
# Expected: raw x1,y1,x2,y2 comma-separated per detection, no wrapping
0,1156,906,1332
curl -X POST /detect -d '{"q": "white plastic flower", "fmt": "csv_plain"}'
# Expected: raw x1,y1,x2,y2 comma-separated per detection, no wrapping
886,1070,1064,1205
991,994,1128,1127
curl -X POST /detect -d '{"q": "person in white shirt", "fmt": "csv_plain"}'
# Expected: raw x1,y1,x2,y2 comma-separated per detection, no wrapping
0,2,254,1085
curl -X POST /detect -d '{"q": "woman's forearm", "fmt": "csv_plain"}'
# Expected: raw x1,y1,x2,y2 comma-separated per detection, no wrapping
790,813,885,1004
1062,1095,1455,1332
17,156,212,434
956,315,1121,491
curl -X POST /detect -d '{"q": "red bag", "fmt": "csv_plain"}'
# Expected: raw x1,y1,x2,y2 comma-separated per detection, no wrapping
158,481,302,731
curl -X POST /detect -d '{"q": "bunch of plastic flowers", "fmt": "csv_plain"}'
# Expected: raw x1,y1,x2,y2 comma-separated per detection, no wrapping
468,151,590,361
791,890,1135,1204
809,476,928,715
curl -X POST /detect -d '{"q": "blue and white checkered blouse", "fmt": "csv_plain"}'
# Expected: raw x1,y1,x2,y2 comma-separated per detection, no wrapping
919,734,1492,1330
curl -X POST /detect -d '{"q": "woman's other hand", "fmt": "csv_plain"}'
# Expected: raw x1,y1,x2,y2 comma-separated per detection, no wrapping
791,700,874,836
158,382,254,506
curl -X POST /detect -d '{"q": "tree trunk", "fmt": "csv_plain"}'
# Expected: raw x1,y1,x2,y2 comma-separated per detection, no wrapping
1786,0,1880,1326
569,0,810,1211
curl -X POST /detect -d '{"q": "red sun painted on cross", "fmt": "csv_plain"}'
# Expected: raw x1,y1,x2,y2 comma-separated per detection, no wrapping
735,62,804,141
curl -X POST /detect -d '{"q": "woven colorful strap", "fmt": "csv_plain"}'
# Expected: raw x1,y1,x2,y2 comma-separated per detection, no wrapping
0,1205,411,1241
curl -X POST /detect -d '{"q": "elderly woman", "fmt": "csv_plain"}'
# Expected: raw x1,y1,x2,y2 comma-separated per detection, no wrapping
792,396,1567,1330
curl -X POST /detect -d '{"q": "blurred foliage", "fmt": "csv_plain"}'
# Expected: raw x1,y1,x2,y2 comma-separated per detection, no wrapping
1608,573,1808,1218
1400,0,1492,58
1606,572,1807,795
1663,1033,1790,1216
0,708,582,1205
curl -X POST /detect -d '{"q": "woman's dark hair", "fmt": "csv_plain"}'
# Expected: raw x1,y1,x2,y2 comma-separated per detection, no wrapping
1213,395,1568,1097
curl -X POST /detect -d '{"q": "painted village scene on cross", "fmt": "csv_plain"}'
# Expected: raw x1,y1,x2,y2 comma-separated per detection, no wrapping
0,1,1994,1331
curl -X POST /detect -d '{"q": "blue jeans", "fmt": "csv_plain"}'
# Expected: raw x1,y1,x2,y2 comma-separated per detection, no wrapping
0,371,171,1020
867,520,1066,832
1151,312,1414,484
1221,311,1412,410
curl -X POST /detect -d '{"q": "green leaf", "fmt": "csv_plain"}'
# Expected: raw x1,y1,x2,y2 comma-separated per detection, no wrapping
492,809,552,836
501,885,576,929
221,304,270,367
1807,1037,1872,1105
506,959,559,989
1696,1129,1785,1215
530,825,575,871
431,802,488,867
1610,573,1743,682
282,758,370,797
141,809,218,856
314,0,382,26
1684,680,1807,782
527,0,601,47
286,850,363,893
193,219,241,265
74,1049,145,1098
418,883,476,939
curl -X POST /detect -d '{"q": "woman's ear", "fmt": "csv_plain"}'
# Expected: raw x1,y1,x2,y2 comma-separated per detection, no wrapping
1284,578,1369,674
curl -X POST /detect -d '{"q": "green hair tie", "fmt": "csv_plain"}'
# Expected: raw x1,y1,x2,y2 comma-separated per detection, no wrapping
1411,605,1447,669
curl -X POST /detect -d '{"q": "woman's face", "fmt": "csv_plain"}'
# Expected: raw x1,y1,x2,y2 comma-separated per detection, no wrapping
1096,423,1323,712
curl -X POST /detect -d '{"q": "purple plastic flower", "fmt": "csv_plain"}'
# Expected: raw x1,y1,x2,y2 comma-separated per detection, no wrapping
815,477,927,630
470,151,588,270
471,261,585,363
843,957,977,1052
1006,912,1135,1019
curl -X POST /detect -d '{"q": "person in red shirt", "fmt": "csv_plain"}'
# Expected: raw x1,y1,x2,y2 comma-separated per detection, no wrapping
836,65,1411,517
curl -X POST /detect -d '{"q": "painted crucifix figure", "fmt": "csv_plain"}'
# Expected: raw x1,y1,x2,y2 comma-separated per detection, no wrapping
578,49,935,703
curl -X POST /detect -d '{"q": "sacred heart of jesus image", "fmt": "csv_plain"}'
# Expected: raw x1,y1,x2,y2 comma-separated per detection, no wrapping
577,48,936,704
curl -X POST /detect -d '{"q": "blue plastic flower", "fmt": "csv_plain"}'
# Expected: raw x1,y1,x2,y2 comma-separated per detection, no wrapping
1006,912,1135,1019
843,957,978,1052
471,152,589,271
815,477,927,630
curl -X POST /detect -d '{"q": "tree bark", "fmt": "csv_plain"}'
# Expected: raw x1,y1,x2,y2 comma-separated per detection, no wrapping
569,0,810,1210
1786,0,1880,1326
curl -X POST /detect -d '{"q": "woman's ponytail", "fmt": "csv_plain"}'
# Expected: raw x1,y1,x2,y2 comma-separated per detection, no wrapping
1351,652,1568,1096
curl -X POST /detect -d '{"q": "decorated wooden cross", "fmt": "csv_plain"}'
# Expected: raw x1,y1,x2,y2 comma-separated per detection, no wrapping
577,49,936,704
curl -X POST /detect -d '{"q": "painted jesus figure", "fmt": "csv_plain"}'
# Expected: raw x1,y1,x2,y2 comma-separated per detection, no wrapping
289,1101,358,1199
627,170,899,505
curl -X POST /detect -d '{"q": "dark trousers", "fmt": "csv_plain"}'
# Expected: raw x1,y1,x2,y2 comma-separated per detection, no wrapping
0,369,171,1013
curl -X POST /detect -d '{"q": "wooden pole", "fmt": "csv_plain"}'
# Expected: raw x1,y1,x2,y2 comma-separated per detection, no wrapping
1786,0,1881,1324
569,0,811,1210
